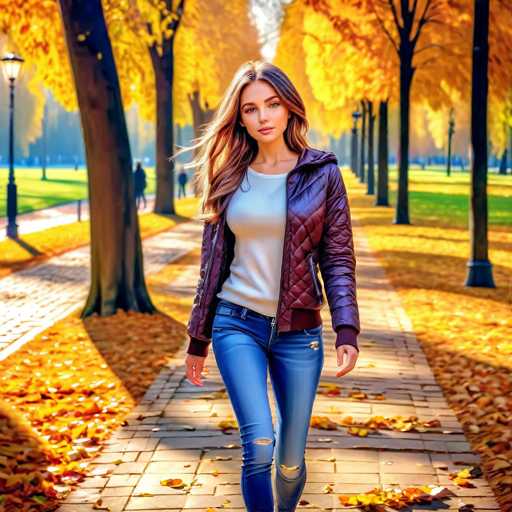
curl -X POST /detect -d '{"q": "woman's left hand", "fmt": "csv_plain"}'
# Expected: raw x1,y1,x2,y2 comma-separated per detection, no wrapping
335,345,358,377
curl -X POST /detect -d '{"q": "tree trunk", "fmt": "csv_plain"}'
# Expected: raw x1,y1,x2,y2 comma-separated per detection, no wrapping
359,100,367,183
189,90,215,141
41,99,48,181
395,49,414,224
509,125,512,173
328,134,335,157
447,126,453,177
376,100,389,206
498,148,507,174
464,0,495,287
350,125,357,174
188,90,214,196
151,35,176,214
354,122,360,176
367,100,375,195
58,0,157,316
337,134,346,165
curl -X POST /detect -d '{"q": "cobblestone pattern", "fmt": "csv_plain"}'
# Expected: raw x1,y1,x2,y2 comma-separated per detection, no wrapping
0,219,203,361
56,220,501,511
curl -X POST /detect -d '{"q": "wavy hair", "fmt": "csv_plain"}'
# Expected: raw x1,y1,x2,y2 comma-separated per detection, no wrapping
171,60,311,224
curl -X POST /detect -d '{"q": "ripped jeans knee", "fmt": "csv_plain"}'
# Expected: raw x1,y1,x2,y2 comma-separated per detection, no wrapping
276,460,305,481
241,436,275,475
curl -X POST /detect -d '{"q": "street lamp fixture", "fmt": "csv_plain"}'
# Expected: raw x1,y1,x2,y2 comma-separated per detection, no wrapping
1,52,24,239
447,107,455,177
352,110,361,128
351,110,362,174
2,53,24,81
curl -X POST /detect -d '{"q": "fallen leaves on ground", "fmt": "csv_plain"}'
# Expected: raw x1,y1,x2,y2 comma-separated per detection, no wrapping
310,413,442,435
338,484,456,510
0,246,199,510
217,418,238,433
310,415,340,431
0,401,83,511
347,171,512,510
214,412,442,437
449,466,483,487
317,382,386,400
160,477,186,488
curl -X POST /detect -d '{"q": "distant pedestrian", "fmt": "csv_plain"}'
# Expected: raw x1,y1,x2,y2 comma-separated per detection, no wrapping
178,167,188,198
134,161,147,210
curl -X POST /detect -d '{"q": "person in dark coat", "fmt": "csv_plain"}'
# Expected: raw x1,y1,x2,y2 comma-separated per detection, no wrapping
178,167,188,198
133,161,147,210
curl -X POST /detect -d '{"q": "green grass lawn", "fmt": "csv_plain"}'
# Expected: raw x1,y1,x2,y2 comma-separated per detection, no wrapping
1,165,510,226
0,166,157,216
362,166,512,228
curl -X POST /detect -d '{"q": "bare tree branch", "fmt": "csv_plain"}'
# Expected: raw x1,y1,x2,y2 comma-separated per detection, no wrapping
411,0,419,19
170,0,185,32
388,0,404,34
411,0,432,48
371,4,399,55
301,30,340,47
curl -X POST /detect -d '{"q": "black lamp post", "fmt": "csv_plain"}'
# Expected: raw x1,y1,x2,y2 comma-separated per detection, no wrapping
1,52,24,239
351,110,361,175
447,108,455,177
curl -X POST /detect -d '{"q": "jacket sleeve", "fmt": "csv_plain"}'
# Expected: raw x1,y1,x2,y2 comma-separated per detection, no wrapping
187,336,210,357
186,221,213,357
318,165,360,351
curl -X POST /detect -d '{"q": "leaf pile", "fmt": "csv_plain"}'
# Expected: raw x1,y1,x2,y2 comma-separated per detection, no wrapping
0,401,83,511
0,246,200,510
338,484,456,510
310,414,441,435
449,466,484,487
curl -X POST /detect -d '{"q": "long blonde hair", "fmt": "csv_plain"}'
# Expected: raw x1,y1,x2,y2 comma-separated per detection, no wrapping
171,60,311,224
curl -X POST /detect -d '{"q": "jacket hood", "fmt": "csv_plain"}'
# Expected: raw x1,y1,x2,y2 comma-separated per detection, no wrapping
296,147,339,170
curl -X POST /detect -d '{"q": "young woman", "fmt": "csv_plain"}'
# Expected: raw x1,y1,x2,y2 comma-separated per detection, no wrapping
174,60,360,512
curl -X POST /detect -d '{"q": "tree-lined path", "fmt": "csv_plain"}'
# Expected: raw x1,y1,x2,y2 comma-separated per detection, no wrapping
0,217,202,361
50,213,500,512
1,0,510,509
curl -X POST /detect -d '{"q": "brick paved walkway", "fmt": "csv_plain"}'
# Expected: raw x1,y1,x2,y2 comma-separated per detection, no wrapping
0,218,202,361
55,219,501,511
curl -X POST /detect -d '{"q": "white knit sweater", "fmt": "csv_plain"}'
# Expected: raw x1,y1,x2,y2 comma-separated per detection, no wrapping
216,166,290,317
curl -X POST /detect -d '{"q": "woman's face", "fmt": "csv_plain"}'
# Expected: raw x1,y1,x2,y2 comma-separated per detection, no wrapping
239,80,290,144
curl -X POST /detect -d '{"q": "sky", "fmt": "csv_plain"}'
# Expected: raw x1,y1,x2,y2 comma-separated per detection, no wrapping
250,0,293,61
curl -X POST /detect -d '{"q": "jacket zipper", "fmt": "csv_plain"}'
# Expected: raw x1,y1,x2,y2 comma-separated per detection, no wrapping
308,252,323,303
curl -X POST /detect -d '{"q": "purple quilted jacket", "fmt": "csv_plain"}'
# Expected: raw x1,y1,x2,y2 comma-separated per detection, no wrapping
186,147,360,357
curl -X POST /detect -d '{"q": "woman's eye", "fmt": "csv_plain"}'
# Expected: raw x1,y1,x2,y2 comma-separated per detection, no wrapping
244,103,279,114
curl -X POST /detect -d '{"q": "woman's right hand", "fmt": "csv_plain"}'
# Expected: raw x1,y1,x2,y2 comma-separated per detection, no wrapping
335,345,358,377
185,353,207,386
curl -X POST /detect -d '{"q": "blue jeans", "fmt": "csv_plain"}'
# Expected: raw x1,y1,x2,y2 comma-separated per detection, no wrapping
211,298,324,512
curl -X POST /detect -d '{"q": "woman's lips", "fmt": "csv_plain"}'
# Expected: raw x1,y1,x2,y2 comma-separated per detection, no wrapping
258,127,274,134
